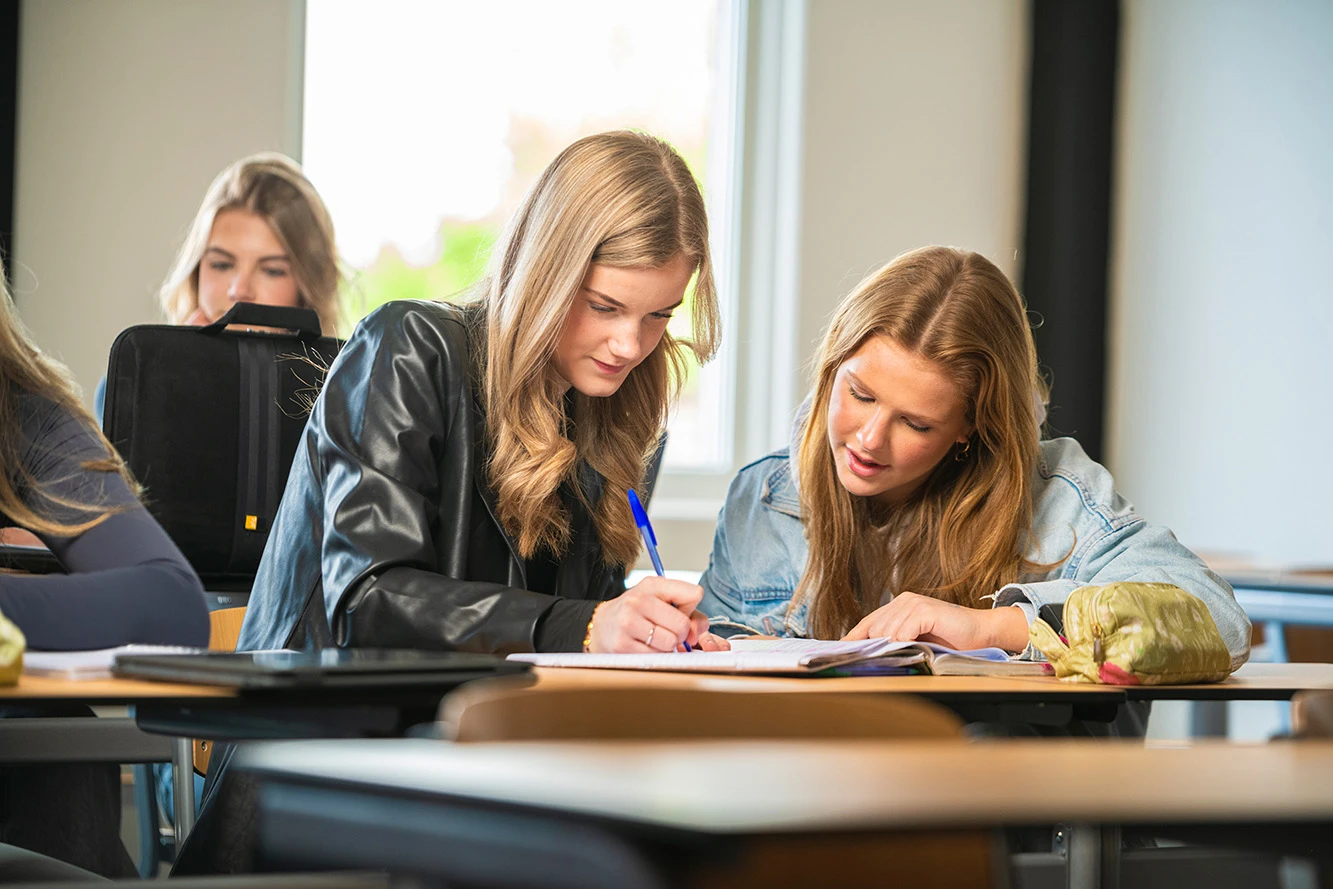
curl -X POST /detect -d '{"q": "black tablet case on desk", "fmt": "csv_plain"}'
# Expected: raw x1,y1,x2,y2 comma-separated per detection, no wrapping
103,304,343,593
113,649,528,690
0,543,64,575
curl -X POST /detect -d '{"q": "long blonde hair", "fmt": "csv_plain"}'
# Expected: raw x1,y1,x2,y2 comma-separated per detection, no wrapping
159,152,343,335
795,247,1048,639
477,131,720,568
0,259,138,536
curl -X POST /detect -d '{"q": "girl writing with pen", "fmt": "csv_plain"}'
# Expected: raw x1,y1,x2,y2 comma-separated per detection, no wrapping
174,132,717,873
230,130,715,661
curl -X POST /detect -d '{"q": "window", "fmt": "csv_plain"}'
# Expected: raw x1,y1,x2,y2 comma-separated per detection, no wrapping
303,0,739,471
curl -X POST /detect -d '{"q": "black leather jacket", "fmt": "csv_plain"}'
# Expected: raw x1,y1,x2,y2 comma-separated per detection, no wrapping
235,300,624,655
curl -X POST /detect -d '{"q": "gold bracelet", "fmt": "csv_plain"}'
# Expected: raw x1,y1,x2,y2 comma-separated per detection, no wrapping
582,603,601,653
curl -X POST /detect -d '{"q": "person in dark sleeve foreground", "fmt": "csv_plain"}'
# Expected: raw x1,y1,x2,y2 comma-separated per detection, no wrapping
0,257,209,876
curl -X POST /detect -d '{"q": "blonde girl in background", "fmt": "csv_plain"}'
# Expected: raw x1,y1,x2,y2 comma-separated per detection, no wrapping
93,152,344,421
159,151,343,333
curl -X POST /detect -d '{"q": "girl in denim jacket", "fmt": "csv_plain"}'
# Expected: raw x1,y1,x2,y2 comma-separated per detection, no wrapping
697,247,1250,670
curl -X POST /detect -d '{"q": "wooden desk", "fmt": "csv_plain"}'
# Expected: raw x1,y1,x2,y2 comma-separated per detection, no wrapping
1125,661,1333,700
7,661,1327,850
527,662,1333,727
238,736,1333,889
528,666,1119,698
7,662,1318,707
0,673,236,703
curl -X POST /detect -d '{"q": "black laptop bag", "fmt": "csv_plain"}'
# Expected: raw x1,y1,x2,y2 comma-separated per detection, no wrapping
103,303,343,592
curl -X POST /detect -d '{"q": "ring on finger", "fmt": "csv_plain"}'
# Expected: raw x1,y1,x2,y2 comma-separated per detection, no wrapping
645,625,656,648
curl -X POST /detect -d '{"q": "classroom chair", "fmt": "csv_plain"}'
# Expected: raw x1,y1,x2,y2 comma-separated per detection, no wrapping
436,679,997,889
132,607,246,877
439,677,966,742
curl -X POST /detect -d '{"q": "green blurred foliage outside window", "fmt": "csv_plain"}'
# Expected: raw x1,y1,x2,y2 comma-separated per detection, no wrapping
340,140,708,393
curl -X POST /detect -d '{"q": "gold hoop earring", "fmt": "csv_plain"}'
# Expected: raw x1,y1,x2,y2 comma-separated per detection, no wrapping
954,439,972,463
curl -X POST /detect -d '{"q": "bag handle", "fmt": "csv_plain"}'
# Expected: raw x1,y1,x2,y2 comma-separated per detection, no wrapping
200,304,323,340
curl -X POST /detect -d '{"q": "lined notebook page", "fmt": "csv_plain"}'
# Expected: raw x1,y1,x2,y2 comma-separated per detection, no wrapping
508,637,1038,676
508,638,902,673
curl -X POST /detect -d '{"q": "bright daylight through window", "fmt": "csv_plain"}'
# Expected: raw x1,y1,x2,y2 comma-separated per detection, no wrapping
303,0,734,470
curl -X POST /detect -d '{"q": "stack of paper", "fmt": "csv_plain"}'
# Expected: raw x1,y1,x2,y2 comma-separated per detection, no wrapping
23,645,205,680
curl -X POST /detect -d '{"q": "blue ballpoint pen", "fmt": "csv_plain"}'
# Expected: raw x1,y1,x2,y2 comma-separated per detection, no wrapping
627,488,691,651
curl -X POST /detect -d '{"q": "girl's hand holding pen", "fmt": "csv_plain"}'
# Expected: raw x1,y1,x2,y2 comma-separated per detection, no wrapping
585,576,708,653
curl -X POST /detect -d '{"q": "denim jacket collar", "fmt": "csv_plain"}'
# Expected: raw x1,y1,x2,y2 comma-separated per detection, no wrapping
760,456,802,519
762,398,811,519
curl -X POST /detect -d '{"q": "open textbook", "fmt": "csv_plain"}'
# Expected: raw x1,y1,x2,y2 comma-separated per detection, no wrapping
508,637,1051,676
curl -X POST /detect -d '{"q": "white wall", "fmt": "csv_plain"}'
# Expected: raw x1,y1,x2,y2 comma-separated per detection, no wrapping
1108,0,1333,566
794,0,1028,394
652,0,1029,569
12,0,305,403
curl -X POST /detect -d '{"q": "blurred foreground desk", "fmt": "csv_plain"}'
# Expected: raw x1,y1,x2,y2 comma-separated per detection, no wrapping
0,671,488,843
6,662,1330,848
239,736,1333,889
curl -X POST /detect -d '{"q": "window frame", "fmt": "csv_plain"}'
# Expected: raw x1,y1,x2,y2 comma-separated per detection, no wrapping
652,0,808,519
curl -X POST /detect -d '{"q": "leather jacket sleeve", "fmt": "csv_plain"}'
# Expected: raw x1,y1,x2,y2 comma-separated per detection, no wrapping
311,302,571,654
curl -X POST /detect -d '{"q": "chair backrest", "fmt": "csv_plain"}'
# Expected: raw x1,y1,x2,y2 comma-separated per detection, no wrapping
438,679,994,888
1291,690,1333,737
439,678,965,742
193,607,247,776
207,606,247,653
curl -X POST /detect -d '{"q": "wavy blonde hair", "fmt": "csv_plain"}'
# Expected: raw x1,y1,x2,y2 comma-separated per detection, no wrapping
476,131,720,568
159,152,343,335
0,258,138,536
795,247,1050,639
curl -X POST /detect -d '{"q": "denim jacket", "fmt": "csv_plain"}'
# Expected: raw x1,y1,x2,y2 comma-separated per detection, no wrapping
698,437,1251,669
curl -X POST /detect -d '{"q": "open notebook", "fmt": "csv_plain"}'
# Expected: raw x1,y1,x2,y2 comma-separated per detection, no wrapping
508,637,1051,676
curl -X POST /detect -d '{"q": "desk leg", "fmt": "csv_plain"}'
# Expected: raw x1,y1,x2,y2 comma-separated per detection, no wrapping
1190,701,1229,738
1067,823,1120,889
172,738,196,844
